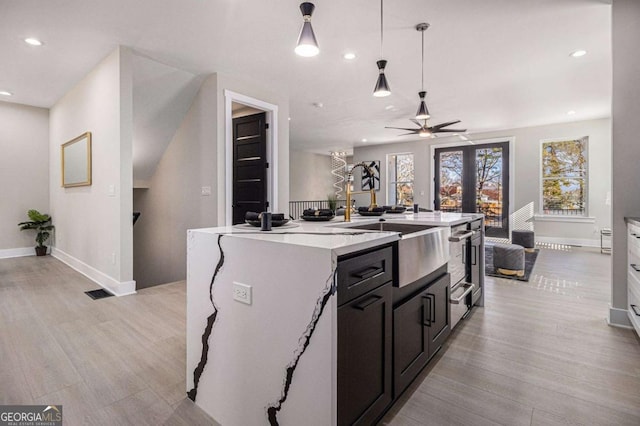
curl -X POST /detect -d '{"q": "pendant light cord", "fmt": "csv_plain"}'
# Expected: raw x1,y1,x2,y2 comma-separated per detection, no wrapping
380,0,384,58
421,28,424,90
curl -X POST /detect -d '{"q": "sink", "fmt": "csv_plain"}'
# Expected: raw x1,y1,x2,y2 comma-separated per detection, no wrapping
345,222,436,235
342,222,451,287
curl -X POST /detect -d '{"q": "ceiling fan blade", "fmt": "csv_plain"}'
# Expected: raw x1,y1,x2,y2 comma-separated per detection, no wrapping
409,118,426,127
385,126,420,131
398,132,418,136
434,128,467,133
431,120,461,129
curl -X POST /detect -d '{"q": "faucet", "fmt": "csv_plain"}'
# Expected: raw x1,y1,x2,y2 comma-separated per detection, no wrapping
345,162,378,222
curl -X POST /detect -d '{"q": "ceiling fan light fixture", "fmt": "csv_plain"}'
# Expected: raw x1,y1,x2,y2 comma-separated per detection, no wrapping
419,129,432,138
373,60,391,97
415,91,430,120
295,3,319,57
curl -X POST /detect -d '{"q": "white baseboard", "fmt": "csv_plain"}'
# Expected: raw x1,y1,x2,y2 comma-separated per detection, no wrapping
51,247,136,297
0,247,37,259
536,236,600,248
607,306,633,328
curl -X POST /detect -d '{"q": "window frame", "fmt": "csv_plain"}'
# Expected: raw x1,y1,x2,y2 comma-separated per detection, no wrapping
539,137,589,217
386,152,414,206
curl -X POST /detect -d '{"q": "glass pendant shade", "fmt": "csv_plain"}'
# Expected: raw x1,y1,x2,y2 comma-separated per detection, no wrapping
295,3,319,57
373,60,391,97
416,91,430,119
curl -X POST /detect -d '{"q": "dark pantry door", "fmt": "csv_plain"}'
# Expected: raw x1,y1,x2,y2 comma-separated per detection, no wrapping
232,112,268,225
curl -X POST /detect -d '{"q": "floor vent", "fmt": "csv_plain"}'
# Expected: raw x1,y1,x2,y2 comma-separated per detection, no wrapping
85,289,114,300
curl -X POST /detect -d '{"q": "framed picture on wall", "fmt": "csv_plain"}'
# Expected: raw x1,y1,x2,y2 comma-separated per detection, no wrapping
361,160,380,191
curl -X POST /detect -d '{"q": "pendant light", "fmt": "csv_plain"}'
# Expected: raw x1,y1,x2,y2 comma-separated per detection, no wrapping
295,3,319,57
373,0,391,97
415,23,430,120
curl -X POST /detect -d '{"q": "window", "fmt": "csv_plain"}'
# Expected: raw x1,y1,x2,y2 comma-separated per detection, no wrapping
541,138,588,215
387,153,414,206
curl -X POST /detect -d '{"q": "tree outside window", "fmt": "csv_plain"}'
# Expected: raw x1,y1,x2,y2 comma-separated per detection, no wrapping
388,154,414,206
541,138,588,215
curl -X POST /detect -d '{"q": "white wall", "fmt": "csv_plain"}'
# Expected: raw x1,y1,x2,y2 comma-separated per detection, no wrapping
0,102,49,256
133,71,290,288
354,118,611,245
611,0,640,326
133,74,217,288
49,47,134,295
289,150,334,201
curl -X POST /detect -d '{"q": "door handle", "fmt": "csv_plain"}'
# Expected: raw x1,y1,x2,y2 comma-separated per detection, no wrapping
631,305,640,316
421,295,432,326
450,284,475,304
355,295,383,311
428,294,436,323
472,245,477,265
631,264,640,272
352,266,384,280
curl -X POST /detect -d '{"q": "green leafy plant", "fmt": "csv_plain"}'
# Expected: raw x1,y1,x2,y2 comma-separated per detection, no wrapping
18,209,54,248
327,194,338,212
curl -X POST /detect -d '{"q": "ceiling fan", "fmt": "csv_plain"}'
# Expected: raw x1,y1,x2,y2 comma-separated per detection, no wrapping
386,118,467,138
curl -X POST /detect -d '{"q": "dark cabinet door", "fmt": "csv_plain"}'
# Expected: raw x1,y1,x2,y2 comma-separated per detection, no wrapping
338,283,393,426
426,273,451,358
393,290,430,396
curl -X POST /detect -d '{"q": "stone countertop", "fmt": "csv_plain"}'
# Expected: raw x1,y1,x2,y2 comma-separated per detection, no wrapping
188,222,400,256
188,212,482,256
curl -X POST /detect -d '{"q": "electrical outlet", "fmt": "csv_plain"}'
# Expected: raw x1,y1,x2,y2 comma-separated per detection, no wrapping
233,282,252,305
201,186,212,196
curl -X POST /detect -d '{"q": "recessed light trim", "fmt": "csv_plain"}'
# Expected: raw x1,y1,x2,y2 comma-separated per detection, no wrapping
570,50,587,58
567,110,576,115
24,38,43,46
343,52,356,60
0,90,13,96
361,138,368,142
384,105,395,110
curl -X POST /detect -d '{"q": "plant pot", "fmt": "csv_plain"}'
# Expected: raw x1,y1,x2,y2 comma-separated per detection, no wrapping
35,246,47,256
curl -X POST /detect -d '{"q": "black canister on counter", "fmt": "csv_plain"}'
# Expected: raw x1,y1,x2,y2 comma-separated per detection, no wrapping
260,212,272,231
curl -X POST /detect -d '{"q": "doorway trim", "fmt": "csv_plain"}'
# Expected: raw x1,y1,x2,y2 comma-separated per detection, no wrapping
224,90,279,226
429,137,516,235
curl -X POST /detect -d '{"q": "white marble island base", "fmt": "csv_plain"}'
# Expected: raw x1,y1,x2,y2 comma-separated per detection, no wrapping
186,226,398,425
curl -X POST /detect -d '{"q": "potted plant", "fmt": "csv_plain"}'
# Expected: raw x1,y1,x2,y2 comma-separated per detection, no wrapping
18,209,54,256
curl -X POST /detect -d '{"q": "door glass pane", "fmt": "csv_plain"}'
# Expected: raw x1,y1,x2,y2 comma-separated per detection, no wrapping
475,147,503,229
439,151,463,212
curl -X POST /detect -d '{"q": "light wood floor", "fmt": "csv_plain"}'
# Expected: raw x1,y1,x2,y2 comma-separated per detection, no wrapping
383,246,640,426
1,247,638,425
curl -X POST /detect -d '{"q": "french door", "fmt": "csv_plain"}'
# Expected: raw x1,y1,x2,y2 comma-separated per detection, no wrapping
434,142,510,238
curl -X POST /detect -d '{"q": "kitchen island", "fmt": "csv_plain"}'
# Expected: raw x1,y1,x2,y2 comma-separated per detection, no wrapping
186,212,483,425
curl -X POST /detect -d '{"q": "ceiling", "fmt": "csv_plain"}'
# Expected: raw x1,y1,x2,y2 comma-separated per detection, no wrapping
1,0,611,154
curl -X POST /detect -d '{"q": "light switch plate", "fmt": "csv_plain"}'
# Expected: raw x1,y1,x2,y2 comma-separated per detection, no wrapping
108,185,116,197
233,282,252,305
201,186,212,196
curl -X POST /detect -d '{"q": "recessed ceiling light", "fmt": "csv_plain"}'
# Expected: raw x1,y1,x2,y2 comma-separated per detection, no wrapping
24,38,43,46
343,52,356,60
567,110,576,115
384,105,395,110
361,138,368,142
312,102,323,108
0,90,13,96
288,117,291,121
570,50,587,58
